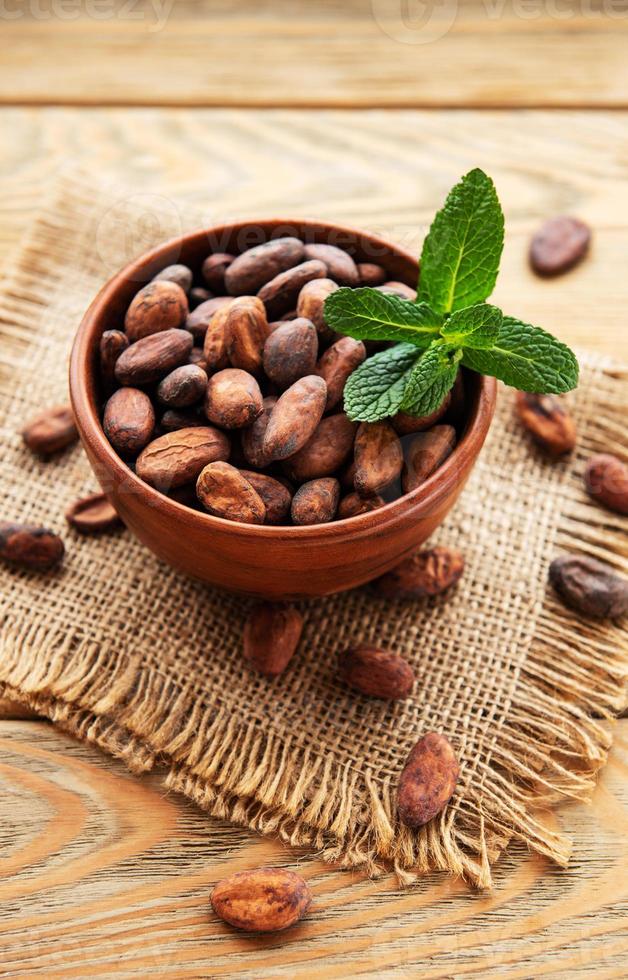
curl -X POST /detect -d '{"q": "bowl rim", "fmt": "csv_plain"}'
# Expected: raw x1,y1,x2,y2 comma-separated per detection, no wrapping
70,218,497,541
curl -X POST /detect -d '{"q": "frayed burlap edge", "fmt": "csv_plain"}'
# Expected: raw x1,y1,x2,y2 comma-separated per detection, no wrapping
1,172,627,888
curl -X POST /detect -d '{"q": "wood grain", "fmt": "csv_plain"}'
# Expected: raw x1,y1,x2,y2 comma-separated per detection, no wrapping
0,720,626,977
0,108,626,359
1,0,627,108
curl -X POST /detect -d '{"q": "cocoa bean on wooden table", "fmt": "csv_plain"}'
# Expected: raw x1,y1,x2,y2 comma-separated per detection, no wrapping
103,387,155,456
211,867,311,932
243,602,304,676
136,426,230,490
65,493,121,533
515,392,576,457
374,546,465,599
22,404,78,456
0,522,64,571
340,646,415,699
529,215,591,276
397,732,460,828
549,554,628,619
584,453,628,515
196,461,266,524
124,280,188,342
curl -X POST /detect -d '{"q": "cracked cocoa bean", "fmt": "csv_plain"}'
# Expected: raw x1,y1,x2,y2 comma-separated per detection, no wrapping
136,426,230,490
196,461,266,524
374,546,465,599
291,477,339,525
238,470,292,524
515,392,576,457
211,868,311,932
226,296,268,375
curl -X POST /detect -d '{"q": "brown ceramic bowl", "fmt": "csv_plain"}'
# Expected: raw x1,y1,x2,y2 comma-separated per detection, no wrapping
70,219,497,599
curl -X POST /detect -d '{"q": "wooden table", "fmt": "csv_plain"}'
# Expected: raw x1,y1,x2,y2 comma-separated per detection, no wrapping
1,4,627,975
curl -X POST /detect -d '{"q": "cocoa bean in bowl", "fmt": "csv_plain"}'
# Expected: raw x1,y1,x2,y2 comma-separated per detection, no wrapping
70,219,497,599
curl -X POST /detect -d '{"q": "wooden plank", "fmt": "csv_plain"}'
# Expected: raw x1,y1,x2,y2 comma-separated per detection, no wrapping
0,1,627,107
0,108,625,358
0,719,626,976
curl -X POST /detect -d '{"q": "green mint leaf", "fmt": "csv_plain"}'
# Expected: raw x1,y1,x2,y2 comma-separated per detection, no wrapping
400,343,460,418
324,287,442,347
418,168,504,314
462,316,579,393
343,343,420,422
440,303,502,349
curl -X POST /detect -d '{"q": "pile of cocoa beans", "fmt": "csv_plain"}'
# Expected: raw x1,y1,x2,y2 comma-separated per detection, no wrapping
99,237,461,526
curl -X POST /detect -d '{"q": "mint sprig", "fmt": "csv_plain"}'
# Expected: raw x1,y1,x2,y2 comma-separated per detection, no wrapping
325,168,579,423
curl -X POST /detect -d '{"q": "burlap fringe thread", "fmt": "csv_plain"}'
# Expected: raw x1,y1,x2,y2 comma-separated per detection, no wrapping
0,174,627,888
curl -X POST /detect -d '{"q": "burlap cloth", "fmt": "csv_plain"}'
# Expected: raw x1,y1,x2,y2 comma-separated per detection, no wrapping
0,174,626,888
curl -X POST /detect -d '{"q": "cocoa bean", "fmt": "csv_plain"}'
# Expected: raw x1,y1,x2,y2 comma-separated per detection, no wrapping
284,413,356,482
186,296,233,343
22,404,78,456
188,347,208,372
115,329,193,386
263,318,318,390
205,368,263,429
124,281,188,342
157,364,207,408
314,336,366,411
152,264,193,294
515,392,576,457
201,252,235,293
241,396,277,469
189,287,212,309
263,376,327,461
303,243,359,286
160,409,205,432
337,492,384,519
0,522,64,571
225,296,268,375
243,602,304,675
296,278,338,339
374,546,464,599
239,470,292,524
258,260,327,320
357,262,386,286
196,461,266,524
65,493,121,533
530,216,591,276
401,425,457,494
225,237,305,296
392,392,452,435
377,281,417,300
291,477,339,525
211,867,311,932
99,330,129,391
354,421,403,496
584,453,628,515
202,300,234,371
340,646,414,699
397,732,459,828
103,388,156,455
136,426,230,490
549,554,628,619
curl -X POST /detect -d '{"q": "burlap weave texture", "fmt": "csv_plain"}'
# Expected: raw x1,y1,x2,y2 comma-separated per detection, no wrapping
0,175,626,886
